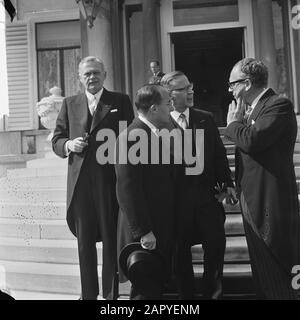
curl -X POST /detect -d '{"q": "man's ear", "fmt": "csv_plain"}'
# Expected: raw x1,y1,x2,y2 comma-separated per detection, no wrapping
149,104,157,113
245,79,252,91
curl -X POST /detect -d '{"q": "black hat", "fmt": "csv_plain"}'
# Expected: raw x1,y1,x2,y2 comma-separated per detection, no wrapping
119,242,165,296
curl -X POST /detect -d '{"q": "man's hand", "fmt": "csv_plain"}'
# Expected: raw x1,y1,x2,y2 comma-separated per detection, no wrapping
215,186,238,205
67,137,88,153
140,231,156,250
227,98,246,125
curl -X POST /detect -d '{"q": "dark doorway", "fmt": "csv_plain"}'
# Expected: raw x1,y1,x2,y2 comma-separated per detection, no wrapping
171,28,244,126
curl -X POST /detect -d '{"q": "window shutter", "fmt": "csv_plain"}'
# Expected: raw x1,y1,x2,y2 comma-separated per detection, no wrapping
6,22,33,131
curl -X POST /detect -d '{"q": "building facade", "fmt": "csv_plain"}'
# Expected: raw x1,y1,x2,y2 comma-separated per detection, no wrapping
1,0,300,134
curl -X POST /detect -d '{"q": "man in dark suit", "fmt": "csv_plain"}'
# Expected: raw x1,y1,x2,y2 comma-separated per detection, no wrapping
115,84,179,299
161,71,236,299
225,57,300,299
148,60,165,85
52,56,134,300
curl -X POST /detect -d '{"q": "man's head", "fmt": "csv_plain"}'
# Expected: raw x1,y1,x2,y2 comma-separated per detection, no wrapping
160,71,194,113
150,61,161,76
228,58,268,105
135,84,173,128
79,56,107,94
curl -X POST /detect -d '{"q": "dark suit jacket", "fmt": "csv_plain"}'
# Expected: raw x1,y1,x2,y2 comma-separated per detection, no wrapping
224,88,300,273
52,88,134,298
187,108,233,194
52,88,134,234
177,108,233,244
149,72,165,84
115,118,180,282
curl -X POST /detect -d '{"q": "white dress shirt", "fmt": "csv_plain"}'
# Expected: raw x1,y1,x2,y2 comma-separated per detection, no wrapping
247,88,268,118
138,113,159,136
64,88,104,156
85,88,103,115
171,108,190,128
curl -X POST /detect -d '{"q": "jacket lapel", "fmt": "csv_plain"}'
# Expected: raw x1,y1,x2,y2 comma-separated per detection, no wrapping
90,88,113,133
247,88,275,124
73,93,90,133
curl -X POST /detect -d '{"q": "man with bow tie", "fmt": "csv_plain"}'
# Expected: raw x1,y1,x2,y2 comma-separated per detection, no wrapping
225,58,300,299
52,56,134,300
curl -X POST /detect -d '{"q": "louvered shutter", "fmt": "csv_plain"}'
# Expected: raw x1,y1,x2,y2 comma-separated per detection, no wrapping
6,22,33,131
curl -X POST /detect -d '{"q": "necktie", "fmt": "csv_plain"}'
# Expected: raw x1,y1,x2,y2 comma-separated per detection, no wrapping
90,96,97,115
244,106,253,121
177,113,188,130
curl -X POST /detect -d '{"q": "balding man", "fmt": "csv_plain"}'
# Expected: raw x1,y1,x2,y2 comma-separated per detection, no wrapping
225,58,300,299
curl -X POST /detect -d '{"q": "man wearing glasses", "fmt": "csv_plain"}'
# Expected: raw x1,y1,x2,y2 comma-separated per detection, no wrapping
52,56,134,300
225,58,300,299
161,71,236,299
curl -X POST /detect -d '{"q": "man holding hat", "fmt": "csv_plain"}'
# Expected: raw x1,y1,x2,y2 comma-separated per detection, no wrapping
115,84,181,300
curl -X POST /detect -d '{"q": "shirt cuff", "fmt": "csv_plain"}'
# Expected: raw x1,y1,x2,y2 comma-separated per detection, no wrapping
64,140,71,156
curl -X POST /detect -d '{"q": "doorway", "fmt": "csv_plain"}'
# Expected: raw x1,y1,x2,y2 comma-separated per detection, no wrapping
171,28,244,126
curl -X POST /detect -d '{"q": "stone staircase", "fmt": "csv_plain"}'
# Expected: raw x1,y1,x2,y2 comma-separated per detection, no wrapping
0,128,299,300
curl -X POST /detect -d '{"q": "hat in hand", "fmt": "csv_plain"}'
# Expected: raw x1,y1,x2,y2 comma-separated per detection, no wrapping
119,242,165,296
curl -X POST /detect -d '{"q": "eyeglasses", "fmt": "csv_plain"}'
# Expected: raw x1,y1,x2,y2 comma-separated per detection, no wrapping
228,78,249,89
170,83,193,93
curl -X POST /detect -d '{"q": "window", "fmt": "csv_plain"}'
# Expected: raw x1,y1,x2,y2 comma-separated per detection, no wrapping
36,20,81,100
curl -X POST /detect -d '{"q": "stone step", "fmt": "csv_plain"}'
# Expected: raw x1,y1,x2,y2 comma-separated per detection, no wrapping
227,153,300,166
225,144,235,155
165,263,253,297
0,260,251,297
0,175,67,189
26,157,67,169
0,260,88,295
0,200,242,221
294,143,300,153
0,213,244,241
0,187,66,202
0,201,66,220
0,237,102,264
0,214,245,243
6,167,67,178
223,141,300,155
0,235,248,266
0,218,75,240
225,214,244,235
0,214,243,241
9,290,78,300
0,260,130,296
192,236,249,262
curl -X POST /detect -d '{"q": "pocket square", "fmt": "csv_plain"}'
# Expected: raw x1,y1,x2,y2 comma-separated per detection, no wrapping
110,109,118,113
251,119,255,125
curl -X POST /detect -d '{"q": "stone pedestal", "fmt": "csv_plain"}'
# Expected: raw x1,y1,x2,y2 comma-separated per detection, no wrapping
36,87,64,158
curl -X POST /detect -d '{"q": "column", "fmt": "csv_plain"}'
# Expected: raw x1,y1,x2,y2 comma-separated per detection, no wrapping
256,0,278,91
80,0,114,91
0,0,9,130
142,0,160,83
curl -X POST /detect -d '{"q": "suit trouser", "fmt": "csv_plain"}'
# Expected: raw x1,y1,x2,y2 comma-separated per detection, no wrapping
72,163,119,300
240,192,298,300
174,200,226,299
